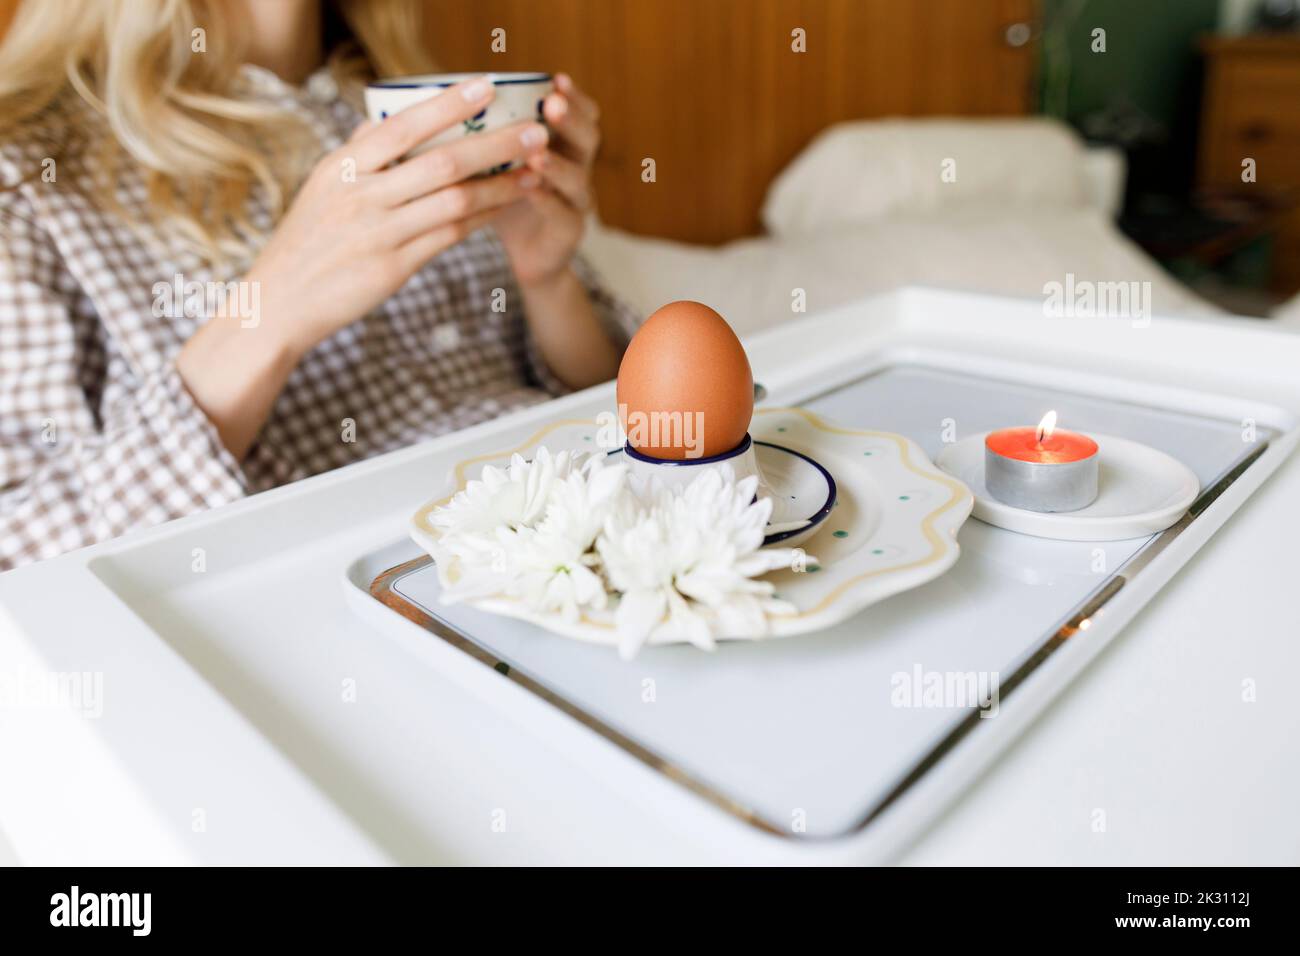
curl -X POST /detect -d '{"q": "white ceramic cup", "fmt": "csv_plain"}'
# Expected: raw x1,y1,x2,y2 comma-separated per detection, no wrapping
622,434,762,493
364,72,554,170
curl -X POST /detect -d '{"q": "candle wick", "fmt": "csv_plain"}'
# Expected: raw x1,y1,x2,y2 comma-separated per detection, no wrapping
1036,411,1058,445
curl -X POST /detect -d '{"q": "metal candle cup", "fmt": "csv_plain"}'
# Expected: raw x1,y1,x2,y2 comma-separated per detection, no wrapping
984,412,1099,513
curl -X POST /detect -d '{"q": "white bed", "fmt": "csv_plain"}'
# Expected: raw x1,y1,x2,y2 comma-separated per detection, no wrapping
581,118,1224,336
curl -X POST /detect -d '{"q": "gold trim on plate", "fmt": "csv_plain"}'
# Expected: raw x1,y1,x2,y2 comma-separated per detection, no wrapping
752,407,971,618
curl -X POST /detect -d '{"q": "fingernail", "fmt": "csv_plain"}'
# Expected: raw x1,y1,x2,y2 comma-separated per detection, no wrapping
520,172,540,189
462,78,492,102
521,124,547,148
549,95,568,118
556,73,572,91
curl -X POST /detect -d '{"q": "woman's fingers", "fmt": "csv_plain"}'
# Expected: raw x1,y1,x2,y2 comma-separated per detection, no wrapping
542,91,600,166
555,73,599,123
374,122,548,205
395,209,500,274
345,119,373,143
352,77,495,172
391,168,538,244
526,150,590,211
513,186,577,229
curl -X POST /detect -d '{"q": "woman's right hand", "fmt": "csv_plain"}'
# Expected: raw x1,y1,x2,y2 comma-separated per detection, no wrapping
252,76,547,358
178,77,547,458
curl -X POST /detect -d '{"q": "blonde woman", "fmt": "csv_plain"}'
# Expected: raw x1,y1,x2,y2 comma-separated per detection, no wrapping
0,0,635,570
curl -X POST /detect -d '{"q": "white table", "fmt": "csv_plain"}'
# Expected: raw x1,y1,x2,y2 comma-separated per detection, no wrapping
2,289,1298,865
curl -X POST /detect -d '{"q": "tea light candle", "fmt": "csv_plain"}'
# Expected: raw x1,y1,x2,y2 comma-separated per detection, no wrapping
984,411,1099,513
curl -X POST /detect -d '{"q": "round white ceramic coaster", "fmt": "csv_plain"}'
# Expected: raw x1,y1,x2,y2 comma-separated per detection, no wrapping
936,432,1200,541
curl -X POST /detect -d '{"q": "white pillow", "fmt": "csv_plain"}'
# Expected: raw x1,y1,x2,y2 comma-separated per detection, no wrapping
1271,292,1300,331
762,118,1092,237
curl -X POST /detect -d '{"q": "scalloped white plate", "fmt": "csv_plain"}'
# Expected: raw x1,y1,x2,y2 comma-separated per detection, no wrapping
408,408,974,646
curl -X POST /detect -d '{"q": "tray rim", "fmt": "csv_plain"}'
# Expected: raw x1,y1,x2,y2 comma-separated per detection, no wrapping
367,355,1280,842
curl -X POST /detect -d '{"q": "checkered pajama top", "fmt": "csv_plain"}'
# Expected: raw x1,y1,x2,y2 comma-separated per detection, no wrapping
0,64,639,570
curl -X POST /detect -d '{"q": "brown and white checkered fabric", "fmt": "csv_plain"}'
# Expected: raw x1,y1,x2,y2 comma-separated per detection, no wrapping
0,65,639,570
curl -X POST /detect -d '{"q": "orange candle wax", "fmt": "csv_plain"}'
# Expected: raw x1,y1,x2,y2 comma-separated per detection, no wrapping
984,426,1098,464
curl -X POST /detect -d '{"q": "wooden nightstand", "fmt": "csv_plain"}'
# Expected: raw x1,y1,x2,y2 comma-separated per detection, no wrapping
1199,34,1300,295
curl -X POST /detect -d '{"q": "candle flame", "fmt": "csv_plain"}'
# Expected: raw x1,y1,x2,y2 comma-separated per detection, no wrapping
1036,410,1058,443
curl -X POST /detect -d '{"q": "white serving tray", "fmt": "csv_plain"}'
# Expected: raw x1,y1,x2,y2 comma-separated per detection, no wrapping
5,288,1299,865
354,357,1291,839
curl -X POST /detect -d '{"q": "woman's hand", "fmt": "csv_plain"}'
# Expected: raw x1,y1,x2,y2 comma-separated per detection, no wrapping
492,73,601,288
177,77,549,458
490,74,624,390
250,77,548,359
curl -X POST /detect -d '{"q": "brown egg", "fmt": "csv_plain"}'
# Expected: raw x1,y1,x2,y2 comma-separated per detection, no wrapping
616,301,753,460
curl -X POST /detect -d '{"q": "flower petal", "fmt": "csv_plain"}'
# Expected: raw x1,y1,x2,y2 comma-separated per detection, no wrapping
615,588,666,660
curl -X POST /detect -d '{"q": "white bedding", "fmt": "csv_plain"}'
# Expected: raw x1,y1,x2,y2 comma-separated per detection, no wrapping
580,117,1222,337
582,208,1220,337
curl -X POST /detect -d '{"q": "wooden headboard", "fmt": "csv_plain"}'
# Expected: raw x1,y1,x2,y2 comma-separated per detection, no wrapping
425,0,1040,243
0,0,1040,243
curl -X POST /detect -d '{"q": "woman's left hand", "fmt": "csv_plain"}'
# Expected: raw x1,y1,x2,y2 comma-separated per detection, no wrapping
493,73,600,288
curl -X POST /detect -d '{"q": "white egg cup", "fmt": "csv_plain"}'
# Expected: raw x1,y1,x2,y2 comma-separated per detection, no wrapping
621,433,761,491
365,72,554,168
614,434,836,548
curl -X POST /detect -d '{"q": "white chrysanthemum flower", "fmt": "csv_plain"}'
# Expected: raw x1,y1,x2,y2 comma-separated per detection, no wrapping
423,447,805,658
538,452,628,549
430,447,580,537
495,454,628,620
426,447,576,597
598,467,803,660
430,450,627,620
504,526,607,622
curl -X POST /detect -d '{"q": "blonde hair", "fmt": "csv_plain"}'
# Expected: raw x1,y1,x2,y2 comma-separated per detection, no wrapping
0,0,434,262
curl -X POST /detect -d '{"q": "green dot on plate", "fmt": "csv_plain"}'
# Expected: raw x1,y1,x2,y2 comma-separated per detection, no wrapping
808,565,822,573
832,529,848,538
872,548,884,555
899,495,910,501
777,426,787,432
863,451,873,456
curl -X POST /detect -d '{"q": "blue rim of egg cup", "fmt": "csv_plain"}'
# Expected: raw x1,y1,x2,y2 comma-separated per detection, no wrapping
621,432,753,466
367,73,553,90
615,434,837,547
